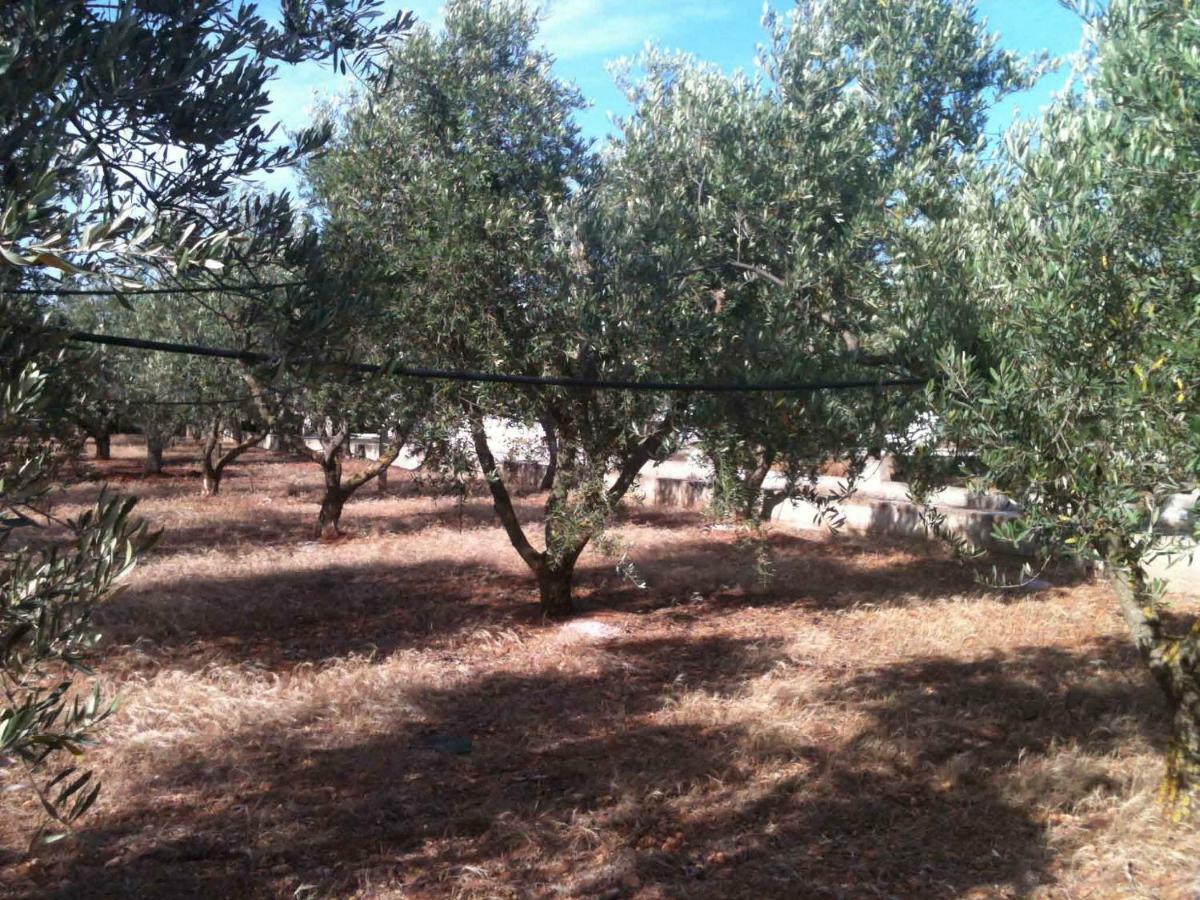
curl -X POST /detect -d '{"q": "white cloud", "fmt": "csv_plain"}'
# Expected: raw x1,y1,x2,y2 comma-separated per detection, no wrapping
538,0,730,61
262,0,727,137
254,0,730,194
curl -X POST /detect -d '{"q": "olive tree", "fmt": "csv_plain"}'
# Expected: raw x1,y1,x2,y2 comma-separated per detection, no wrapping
930,0,1200,815
279,371,430,537
632,0,1041,521
308,0,674,615
1,0,409,836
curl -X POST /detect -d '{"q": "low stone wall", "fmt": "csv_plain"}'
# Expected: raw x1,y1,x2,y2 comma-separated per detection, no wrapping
769,493,1022,552
314,435,1200,594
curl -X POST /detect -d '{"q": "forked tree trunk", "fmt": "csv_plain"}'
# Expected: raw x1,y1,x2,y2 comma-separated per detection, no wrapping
1107,558,1200,816
200,432,222,496
311,421,415,536
467,404,675,618
744,448,776,520
313,431,347,538
199,421,264,497
710,446,776,521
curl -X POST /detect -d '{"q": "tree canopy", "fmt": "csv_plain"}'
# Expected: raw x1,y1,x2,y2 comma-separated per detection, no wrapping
928,0,1200,811
5,0,1200,832
0,0,409,838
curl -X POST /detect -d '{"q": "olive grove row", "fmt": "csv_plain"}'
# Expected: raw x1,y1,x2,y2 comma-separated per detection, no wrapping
3,0,1199,836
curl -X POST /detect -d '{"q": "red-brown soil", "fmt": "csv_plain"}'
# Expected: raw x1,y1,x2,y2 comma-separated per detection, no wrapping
2,437,1198,898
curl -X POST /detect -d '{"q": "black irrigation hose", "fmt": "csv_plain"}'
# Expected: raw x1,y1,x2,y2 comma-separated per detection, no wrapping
66,330,935,394
130,388,289,408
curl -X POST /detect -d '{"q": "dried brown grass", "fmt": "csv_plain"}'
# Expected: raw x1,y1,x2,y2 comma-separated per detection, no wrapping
1,436,1198,899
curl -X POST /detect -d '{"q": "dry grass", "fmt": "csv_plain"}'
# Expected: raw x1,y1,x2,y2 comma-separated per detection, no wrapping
2,436,1199,899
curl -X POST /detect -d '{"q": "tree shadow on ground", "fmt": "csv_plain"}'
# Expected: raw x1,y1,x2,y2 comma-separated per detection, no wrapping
134,498,509,559
94,520,1068,671
8,634,1162,899
581,529,1089,618
96,557,542,666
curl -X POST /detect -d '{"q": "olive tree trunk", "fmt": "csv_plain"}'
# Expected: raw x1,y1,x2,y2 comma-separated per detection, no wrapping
709,446,778,521
144,433,166,474
467,404,675,618
91,430,111,461
312,419,417,538
533,555,580,618
744,449,776,520
313,429,349,538
199,420,265,497
1107,558,1200,816
317,470,349,538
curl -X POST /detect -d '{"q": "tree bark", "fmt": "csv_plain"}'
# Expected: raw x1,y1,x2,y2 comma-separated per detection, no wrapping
761,491,787,521
314,429,348,538
201,465,220,496
468,409,542,571
468,406,577,615
539,413,558,492
144,434,165,474
1166,670,1200,818
468,402,677,618
200,428,222,496
317,485,348,539
325,419,417,524
744,448,775,520
199,420,264,497
535,557,577,618
1106,558,1200,816
92,430,111,461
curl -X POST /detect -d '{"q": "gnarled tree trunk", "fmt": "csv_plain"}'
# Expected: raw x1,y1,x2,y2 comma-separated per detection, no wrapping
199,419,265,497
1107,556,1200,816
312,420,416,537
467,403,676,618
534,556,578,618
317,474,348,538
313,428,349,538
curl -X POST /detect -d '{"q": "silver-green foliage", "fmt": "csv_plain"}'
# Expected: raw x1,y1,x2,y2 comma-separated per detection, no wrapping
1,0,409,837
929,0,1200,812
0,330,155,840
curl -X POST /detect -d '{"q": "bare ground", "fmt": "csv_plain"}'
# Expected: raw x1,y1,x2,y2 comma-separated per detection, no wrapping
2,437,1199,899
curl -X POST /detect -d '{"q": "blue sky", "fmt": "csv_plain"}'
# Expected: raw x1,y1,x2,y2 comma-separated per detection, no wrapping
262,1,1085,192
